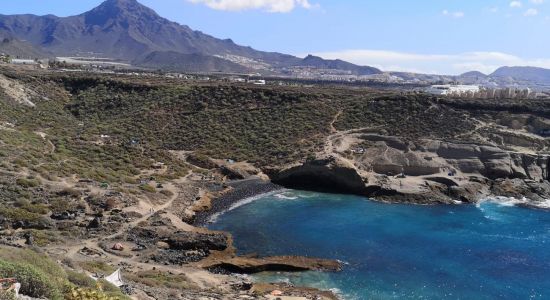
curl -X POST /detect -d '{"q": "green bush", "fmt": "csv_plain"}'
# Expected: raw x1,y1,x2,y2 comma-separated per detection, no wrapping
66,273,130,300
124,270,195,290
67,286,129,300
14,199,49,215
0,248,68,294
139,184,156,193
78,261,115,275
0,260,63,299
0,290,16,300
67,270,97,289
0,206,44,224
15,178,41,188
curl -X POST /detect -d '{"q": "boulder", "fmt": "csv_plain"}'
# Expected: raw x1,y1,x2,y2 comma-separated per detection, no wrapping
87,217,102,229
165,231,228,251
112,243,124,251
13,217,53,230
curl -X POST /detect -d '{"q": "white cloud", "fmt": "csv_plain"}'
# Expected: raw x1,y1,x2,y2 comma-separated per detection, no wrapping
510,1,523,8
308,49,550,75
187,0,317,12
524,8,539,16
530,0,544,4
442,10,465,18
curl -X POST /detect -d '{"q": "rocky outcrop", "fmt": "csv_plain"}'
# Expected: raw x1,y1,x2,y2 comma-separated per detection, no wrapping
124,215,231,265
127,226,229,252
270,135,550,204
268,156,368,195
165,231,228,252
201,255,341,274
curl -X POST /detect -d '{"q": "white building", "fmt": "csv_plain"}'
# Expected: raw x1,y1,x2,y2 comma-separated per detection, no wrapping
248,79,266,85
11,59,38,65
426,84,480,96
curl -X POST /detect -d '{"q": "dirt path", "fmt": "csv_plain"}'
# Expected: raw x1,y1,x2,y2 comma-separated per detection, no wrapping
111,171,193,239
60,238,228,290
329,110,342,134
323,126,372,162
52,170,230,291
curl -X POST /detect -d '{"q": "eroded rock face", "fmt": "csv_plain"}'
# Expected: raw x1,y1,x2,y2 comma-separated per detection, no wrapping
268,136,550,204
363,138,550,182
269,156,368,195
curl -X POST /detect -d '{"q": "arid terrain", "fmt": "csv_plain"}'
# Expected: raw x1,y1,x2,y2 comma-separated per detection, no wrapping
0,65,549,299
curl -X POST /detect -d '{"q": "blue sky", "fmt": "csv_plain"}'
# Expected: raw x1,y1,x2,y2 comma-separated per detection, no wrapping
2,0,550,74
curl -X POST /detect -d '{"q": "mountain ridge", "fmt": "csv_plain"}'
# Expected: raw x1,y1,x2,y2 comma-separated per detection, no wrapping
0,0,547,84
0,0,381,74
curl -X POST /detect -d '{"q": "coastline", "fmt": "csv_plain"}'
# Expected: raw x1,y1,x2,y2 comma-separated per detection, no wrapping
194,178,284,226
205,187,550,300
191,178,343,299
196,177,550,227
190,176,550,300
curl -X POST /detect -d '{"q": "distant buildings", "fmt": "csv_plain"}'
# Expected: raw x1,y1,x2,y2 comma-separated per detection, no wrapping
248,79,266,85
426,85,534,99
11,59,38,65
425,85,480,96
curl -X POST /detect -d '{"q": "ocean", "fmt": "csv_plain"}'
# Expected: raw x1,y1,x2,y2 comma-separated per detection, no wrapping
208,190,550,300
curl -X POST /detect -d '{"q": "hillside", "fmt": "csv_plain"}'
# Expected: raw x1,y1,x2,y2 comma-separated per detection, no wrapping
296,55,381,75
490,66,550,85
0,32,48,59
0,68,549,298
134,51,251,73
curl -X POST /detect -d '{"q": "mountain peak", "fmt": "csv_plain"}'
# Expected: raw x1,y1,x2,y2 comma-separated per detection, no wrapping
101,0,140,8
459,71,487,78
84,0,159,23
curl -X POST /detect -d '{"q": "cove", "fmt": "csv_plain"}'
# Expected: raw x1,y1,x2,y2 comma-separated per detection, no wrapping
208,190,550,300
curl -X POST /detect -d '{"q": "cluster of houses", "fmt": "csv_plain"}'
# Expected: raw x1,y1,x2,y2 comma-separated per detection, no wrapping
0,53,48,68
226,76,266,85
425,84,537,99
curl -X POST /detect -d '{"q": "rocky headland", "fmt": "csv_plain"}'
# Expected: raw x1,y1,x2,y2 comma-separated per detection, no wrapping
268,117,550,208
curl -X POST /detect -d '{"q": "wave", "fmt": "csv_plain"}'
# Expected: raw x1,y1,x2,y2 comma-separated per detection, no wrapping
274,191,300,200
208,189,285,223
477,196,550,210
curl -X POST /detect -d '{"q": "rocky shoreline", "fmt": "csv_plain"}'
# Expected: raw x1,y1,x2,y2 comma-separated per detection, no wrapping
194,178,284,226
188,178,343,299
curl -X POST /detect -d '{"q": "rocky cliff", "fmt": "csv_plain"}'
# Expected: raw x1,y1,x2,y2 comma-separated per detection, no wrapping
269,133,550,205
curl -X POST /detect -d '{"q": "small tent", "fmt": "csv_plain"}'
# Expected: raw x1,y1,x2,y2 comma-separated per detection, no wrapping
104,269,124,287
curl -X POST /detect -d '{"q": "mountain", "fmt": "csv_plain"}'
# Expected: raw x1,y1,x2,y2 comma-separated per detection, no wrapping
490,66,550,86
0,0,289,61
0,31,48,58
296,55,381,75
0,0,381,74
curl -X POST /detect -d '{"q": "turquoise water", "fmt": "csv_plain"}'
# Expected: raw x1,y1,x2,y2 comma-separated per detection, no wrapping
208,190,550,300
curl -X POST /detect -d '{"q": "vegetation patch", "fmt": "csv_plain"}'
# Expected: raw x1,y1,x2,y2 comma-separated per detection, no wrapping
125,270,197,290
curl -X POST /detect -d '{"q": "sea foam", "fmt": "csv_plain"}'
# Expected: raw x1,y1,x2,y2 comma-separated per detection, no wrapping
208,189,285,223
477,196,550,209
